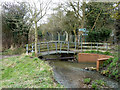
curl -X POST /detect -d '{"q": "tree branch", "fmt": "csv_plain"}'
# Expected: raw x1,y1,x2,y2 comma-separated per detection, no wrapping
91,11,102,31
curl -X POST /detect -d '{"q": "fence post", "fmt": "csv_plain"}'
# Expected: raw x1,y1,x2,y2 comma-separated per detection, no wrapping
81,36,82,52
60,42,62,53
97,42,98,51
68,41,69,53
78,35,80,49
38,43,40,54
55,42,57,53
85,31,86,43
31,43,34,53
47,42,49,55
106,42,108,51
91,42,92,50
75,41,76,51
26,44,28,54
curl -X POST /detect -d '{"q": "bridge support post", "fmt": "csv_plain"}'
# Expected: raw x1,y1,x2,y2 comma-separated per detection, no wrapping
55,42,57,53
31,43,34,53
47,42,49,55
26,44,28,54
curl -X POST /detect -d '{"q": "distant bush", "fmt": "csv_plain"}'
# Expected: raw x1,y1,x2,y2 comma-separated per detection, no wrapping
2,47,25,55
87,28,112,42
83,50,113,56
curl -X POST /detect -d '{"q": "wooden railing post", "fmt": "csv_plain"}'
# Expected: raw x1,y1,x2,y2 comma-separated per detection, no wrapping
55,42,57,53
38,43,40,54
106,43,108,51
91,42,92,50
60,42,62,53
81,36,82,52
75,41,76,51
68,41,69,53
47,42,49,55
78,35,80,49
97,42,98,51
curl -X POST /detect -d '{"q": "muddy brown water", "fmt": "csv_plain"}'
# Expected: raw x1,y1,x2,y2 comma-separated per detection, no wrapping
43,54,119,88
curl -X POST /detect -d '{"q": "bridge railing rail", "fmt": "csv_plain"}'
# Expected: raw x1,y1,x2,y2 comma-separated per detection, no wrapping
26,40,112,55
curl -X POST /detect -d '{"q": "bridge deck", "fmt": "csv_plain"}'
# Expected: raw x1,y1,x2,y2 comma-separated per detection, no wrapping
39,51,76,56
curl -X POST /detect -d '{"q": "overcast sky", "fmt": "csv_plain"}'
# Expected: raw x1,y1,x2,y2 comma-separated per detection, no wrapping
0,0,118,24
0,0,67,24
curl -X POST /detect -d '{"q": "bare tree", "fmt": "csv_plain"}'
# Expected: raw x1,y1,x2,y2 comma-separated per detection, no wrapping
28,0,51,57
62,0,87,43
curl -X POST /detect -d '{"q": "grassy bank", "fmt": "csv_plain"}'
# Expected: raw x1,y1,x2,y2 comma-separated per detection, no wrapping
1,54,63,88
100,57,120,82
83,50,113,56
1,47,25,55
83,50,120,82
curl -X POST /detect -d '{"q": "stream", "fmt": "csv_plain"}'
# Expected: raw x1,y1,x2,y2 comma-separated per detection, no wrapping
41,54,119,88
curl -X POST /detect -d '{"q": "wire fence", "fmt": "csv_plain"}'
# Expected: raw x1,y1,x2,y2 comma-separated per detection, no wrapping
38,34,115,43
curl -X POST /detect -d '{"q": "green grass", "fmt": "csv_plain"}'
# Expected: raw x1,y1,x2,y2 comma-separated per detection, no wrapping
1,55,63,88
2,47,25,55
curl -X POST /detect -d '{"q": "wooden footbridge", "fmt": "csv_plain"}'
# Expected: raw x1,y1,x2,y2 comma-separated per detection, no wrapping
26,41,110,56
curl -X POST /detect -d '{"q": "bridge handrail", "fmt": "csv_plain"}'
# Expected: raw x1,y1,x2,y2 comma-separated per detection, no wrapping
26,40,111,55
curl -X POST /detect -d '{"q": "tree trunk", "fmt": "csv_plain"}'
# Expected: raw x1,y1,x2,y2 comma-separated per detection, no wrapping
91,11,101,31
35,21,38,57
78,2,85,43
73,29,77,42
65,31,68,42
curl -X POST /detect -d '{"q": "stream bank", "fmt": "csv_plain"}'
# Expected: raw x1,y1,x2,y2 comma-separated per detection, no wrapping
41,54,119,88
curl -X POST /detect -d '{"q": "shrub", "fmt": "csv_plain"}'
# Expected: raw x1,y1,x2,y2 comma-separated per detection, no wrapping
32,52,35,56
92,83,97,89
34,57,39,61
83,50,112,56
95,80,106,86
84,78,91,84
92,80,106,90
87,28,112,42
